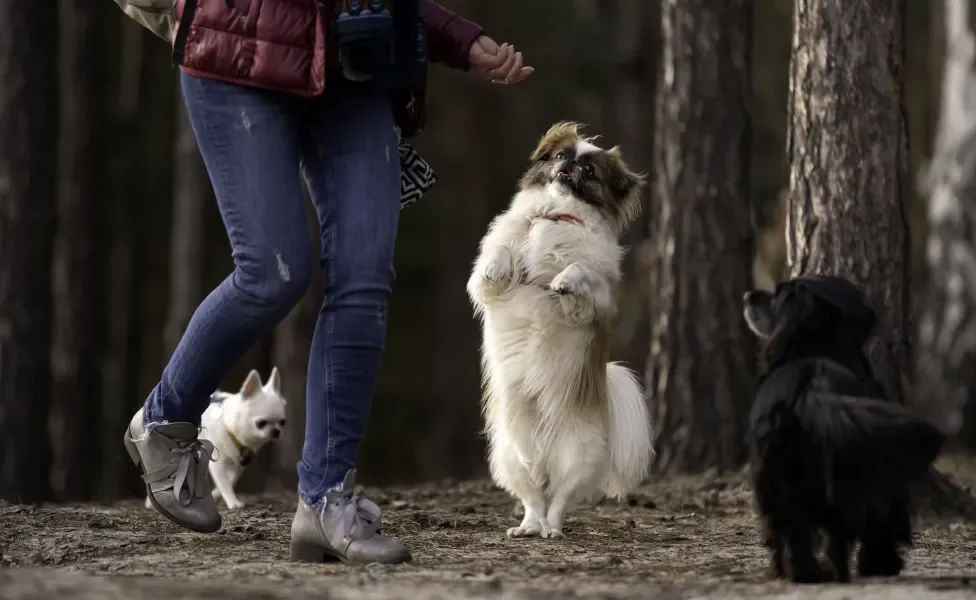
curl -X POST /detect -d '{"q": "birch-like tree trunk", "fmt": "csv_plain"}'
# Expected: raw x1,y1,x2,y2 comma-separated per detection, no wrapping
647,0,757,474
0,0,59,503
917,0,976,446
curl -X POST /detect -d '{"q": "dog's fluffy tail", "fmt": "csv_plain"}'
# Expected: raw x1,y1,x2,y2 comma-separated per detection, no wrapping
604,363,654,499
802,390,946,483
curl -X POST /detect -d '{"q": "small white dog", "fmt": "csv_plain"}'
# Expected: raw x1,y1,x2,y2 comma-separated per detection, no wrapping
467,122,654,539
137,367,287,510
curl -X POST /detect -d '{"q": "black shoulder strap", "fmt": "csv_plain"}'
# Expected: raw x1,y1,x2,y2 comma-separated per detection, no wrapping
171,0,199,66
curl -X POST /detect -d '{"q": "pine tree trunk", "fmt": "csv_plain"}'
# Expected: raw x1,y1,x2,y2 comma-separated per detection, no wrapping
52,0,106,502
101,20,143,501
647,0,757,474
0,0,59,503
787,0,911,404
788,0,976,518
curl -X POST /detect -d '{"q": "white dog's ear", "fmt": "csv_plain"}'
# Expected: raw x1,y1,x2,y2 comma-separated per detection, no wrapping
265,366,281,395
240,369,262,399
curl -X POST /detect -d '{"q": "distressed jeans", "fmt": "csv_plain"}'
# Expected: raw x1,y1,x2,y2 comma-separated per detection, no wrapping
143,72,401,504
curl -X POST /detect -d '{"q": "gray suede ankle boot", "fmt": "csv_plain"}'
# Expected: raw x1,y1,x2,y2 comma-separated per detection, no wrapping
290,470,411,565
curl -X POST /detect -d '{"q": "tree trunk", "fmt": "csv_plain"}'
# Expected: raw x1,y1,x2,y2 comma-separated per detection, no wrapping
101,20,143,501
164,100,210,357
0,0,59,503
608,0,659,375
788,0,976,518
52,0,106,502
787,0,911,403
917,0,976,446
647,0,757,474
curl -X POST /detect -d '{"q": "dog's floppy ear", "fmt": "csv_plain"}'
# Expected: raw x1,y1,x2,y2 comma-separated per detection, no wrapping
265,366,282,397
240,369,262,399
794,274,877,332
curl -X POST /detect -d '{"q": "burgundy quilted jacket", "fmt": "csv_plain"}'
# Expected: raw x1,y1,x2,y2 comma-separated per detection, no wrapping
171,0,483,135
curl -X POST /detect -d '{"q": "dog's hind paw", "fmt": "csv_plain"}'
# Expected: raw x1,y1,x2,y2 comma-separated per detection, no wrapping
540,522,564,539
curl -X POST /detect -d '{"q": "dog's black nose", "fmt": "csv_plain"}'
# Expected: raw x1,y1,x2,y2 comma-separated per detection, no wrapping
271,429,281,439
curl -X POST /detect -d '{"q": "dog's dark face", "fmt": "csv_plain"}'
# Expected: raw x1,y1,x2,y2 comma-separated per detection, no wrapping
742,276,877,344
519,121,645,232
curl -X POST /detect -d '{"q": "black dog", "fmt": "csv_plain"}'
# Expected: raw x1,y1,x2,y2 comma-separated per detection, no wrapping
743,275,945,583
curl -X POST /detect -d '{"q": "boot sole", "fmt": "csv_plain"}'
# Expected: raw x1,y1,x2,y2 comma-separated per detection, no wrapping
289,539,412,565
123,424,222,534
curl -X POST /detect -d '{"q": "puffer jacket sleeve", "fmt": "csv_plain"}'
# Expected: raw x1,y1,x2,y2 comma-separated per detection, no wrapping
113,0,175,42
425,1,483,71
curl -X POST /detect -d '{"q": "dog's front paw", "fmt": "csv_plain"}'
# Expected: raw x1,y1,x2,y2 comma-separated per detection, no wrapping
483,248,515,285
549,264,586,296
224,497,245,511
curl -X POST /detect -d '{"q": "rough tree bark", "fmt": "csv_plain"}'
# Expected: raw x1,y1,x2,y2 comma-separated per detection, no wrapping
0,0,59,503
647,0,757,474
163,100,210,358
787,0,911,403
52,0,106,502
788,0,976,517
917,0,976,448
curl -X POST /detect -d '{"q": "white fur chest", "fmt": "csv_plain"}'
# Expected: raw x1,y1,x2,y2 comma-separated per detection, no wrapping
521,218,587,285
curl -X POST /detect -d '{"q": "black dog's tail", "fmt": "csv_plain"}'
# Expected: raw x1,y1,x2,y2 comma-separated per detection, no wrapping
800,391,946,483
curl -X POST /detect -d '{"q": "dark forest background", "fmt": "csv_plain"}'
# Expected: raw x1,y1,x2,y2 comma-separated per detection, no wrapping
1,0,972,506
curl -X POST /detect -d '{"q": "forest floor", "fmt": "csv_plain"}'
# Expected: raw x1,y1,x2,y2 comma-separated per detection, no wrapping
4,456,976,600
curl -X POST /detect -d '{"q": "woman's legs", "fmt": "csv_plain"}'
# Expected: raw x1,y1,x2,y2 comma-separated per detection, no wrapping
296,80,401,504
143,73,313,426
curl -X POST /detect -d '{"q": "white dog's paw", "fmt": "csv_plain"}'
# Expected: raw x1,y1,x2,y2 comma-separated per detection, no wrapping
483,248,514,284
224,497,245,511
539,518,564,539
549,265,585,296
506,524,542,538
144,496,153,510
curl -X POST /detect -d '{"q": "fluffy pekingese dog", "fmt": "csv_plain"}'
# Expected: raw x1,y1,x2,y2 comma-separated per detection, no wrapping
466,122,653,539
744,275,945,583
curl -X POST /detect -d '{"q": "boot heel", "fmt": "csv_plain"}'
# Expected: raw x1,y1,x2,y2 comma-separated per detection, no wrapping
289,539,328,563
123,428,141,468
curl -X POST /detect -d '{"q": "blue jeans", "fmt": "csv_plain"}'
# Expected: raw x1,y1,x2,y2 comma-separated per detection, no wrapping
143,72,401,505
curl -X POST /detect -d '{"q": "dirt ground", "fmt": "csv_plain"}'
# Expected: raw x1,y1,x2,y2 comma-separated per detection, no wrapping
4,457,976,599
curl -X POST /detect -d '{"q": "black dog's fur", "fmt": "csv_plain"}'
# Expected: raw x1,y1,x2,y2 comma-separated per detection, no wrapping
744,275,945,583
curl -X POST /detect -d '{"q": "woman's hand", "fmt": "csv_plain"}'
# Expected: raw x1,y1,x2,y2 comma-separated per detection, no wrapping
468,35,534,85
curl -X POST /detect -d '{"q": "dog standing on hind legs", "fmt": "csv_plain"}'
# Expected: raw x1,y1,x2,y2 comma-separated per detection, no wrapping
743,275,946,583
467,122,654,539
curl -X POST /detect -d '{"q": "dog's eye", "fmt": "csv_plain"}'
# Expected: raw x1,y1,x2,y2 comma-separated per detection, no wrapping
583,164,595,178
279,419,286,427
256,419,268,429
555,151,567,160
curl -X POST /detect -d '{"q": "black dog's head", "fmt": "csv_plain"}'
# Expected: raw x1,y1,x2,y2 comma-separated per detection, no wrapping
743,275,877,365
